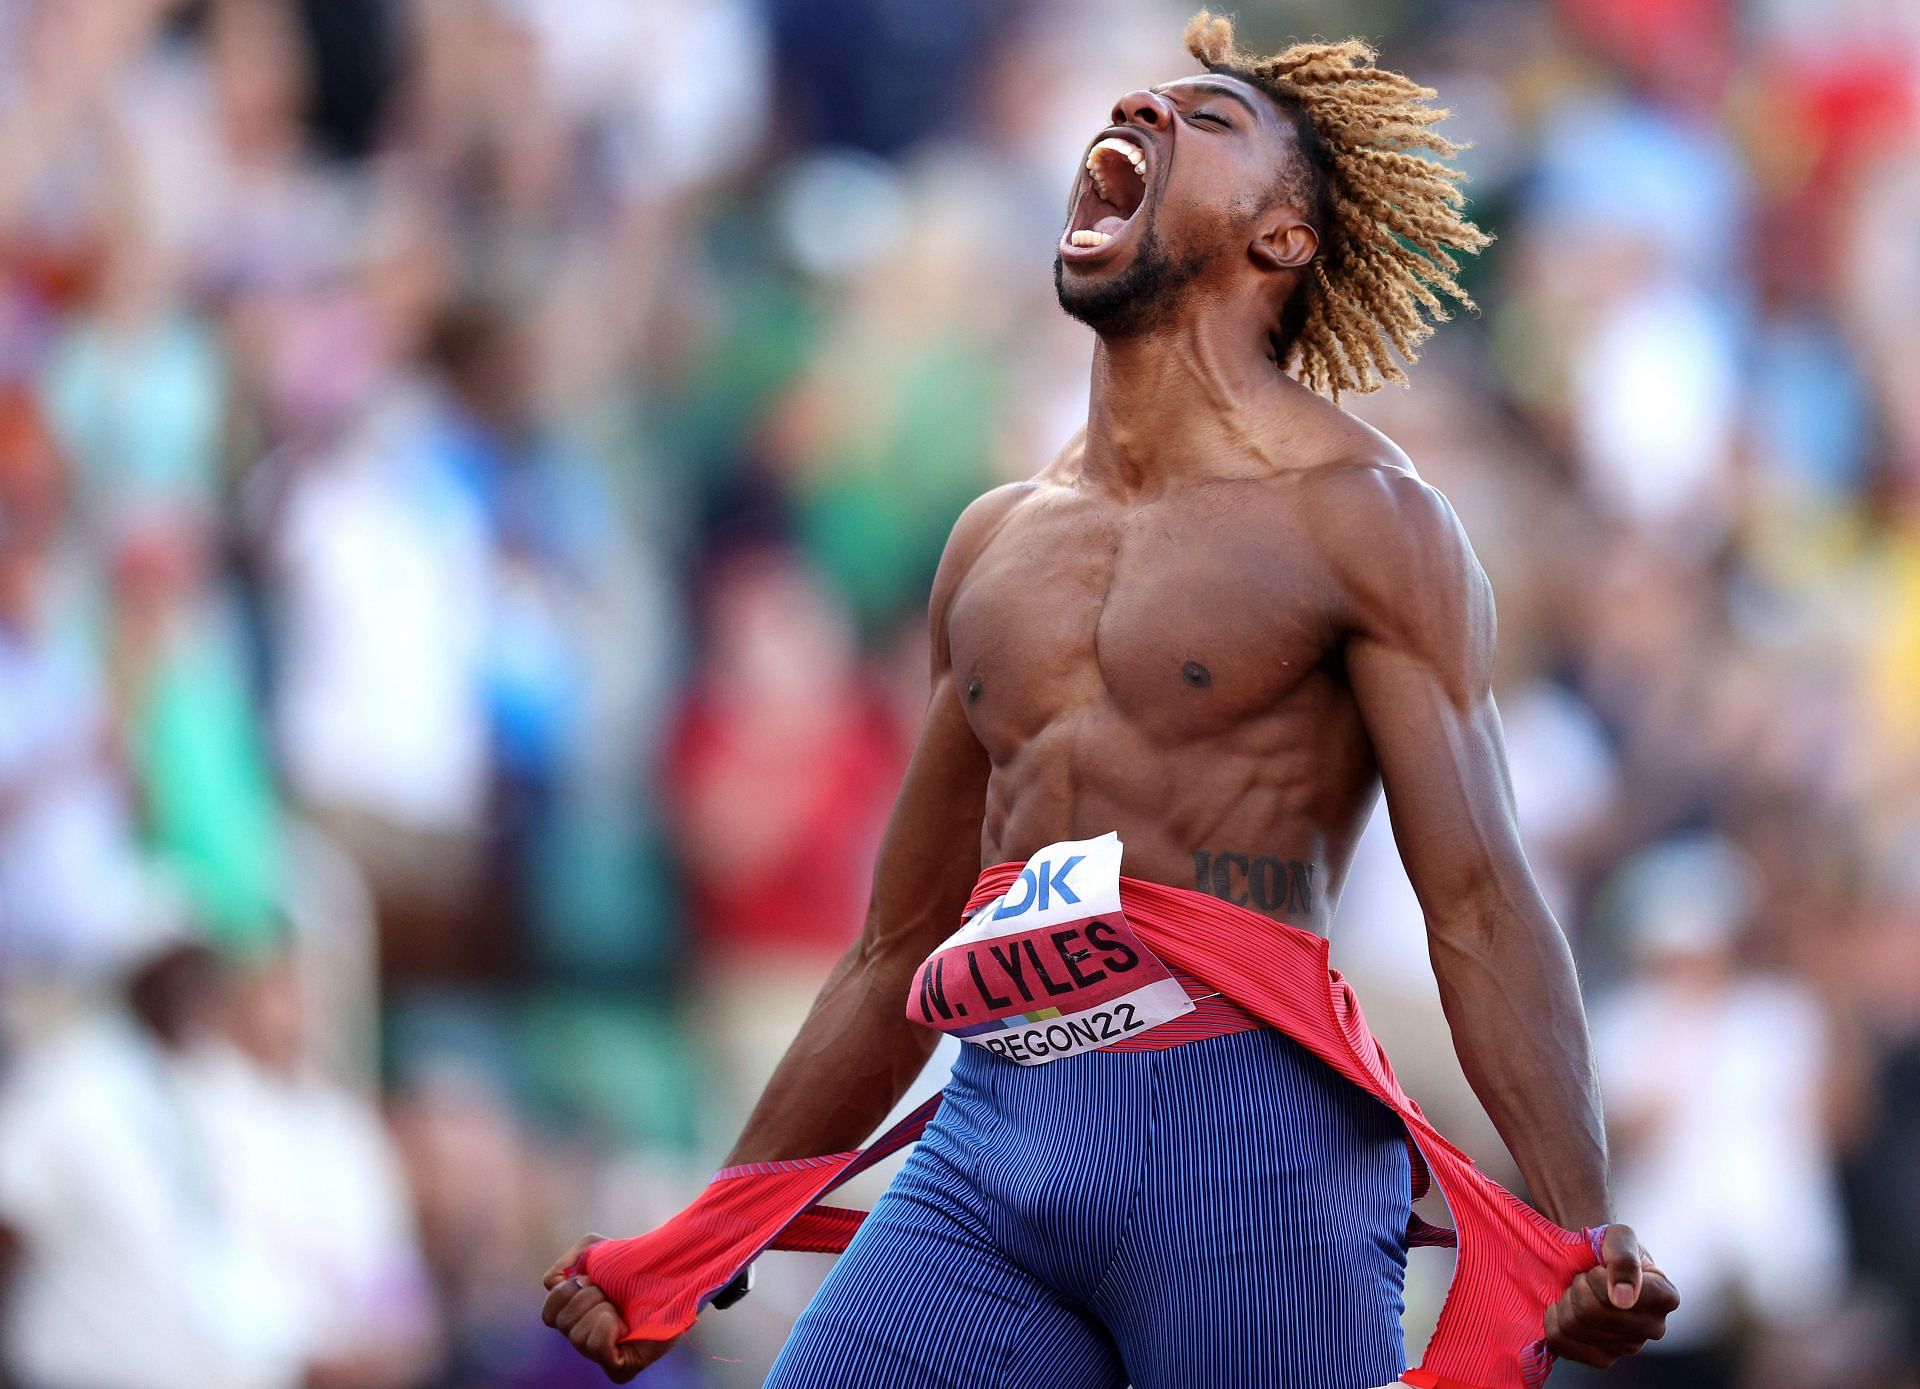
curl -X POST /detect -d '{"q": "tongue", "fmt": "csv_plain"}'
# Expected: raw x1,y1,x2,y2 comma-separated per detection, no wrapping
1094,215,1128,236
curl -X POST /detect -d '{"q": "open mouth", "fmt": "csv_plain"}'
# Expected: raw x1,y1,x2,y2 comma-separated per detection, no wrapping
1062,134,1149,256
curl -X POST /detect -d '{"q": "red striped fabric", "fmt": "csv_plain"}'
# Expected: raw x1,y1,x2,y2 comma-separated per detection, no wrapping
578,867,1603,1388
1100,965,1263,1048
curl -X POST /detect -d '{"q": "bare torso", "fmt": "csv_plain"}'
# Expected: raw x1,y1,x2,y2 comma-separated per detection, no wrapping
544,49,1676,1374
948,428,1394,932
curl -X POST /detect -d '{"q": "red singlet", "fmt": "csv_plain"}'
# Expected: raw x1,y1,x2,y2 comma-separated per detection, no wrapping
578,868,1604,1389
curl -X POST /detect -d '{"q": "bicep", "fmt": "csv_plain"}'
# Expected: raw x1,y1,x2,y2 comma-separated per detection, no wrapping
1316,467,1538,919
1347,633,1532,918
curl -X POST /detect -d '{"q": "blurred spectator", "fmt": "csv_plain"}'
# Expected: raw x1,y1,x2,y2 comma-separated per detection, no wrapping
266,337,492,980
668,544,906,1146
201,943,439,1389
668,544,902,968
386,1062,713,1389
109,508,284,951
0,387,150,980
0,0,1913,1385
39,232,226,521
1588,837,1849,1387
0,921,302,1389
1840,858,1920,1368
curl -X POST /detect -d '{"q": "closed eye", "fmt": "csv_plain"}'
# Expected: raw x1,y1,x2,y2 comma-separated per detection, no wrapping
1189,109,1233,129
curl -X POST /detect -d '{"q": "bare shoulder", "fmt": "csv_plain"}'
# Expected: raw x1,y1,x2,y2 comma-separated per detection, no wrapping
932,432,1083,597
926,438,1082,660
1291,414,1425,529
929,482,1032,636
941,480,1040,570
1297,441,1475,581
1293,436,1494,680
1237,389,1445,549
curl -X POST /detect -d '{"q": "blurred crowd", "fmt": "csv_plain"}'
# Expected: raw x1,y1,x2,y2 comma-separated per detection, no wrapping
0,0,1914,1386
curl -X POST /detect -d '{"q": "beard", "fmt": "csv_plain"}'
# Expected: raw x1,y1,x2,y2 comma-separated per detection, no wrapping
1053,223,1208,339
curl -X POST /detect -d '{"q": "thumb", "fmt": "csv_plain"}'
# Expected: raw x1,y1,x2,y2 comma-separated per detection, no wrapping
1602,1223,1644,1309
544,1234,608,1289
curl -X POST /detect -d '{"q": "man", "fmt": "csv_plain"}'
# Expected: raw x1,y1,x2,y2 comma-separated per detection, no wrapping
200,943,442,1389
0,918,297,1389
1589,838,1844,1388
543,14,1678,1387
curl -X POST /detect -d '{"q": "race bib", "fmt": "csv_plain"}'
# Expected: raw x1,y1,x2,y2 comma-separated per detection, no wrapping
906,833,1194,1066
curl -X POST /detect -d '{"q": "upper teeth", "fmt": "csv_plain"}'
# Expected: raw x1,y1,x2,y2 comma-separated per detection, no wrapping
1086,136,1145,198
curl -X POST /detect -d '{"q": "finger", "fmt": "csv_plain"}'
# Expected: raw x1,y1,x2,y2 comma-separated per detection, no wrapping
1546,1294,1599,1362
1574,1267,1677,1335
1557,1287,1674,1362
544,1234,608,1289
1548,1303,1639,1369
582,1306,626,1364
571,1304,622,1361
556,1285,610,1335
622,1341,665,1370
1546,1323,1617,1370
542,1278,585,1328
611,1340,660,1384
1601,1223,1644,1310
1571,1269,1617,1320
1637,1269,1681,1316
1568,1272,1666,1337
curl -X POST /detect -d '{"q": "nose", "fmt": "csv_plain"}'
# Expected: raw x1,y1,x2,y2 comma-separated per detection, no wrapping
1110,88,1173,131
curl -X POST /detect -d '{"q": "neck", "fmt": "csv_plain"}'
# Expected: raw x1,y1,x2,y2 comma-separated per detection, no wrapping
1080,298,1295,492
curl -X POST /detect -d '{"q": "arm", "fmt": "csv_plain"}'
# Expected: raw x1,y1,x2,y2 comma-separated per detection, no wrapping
1337,474,1606,1227
543,485,1028,1380
718,661,992,1163
1316,464,1675,1366
724,485,1036,1158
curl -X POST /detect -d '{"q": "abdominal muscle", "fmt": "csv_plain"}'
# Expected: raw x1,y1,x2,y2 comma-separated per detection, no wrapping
975,739,1368,935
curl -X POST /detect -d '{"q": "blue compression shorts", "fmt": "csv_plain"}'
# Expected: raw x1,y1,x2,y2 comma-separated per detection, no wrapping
764,1027,1413,1389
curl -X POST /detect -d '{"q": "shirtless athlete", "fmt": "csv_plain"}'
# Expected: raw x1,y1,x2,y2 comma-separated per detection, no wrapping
542,14,1679,1387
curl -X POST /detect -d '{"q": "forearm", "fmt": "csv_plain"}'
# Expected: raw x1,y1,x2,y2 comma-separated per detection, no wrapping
719,723,987,1165
722,941,941,1166
1429,896,1611,1230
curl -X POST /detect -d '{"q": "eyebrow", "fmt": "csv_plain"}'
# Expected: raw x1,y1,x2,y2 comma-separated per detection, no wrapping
1153,79,1263,120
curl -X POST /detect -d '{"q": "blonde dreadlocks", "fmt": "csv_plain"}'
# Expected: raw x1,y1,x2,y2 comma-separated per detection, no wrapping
1183,11,1490,396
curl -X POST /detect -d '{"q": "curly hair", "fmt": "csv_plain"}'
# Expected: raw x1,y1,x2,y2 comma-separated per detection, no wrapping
1183,11,1490,396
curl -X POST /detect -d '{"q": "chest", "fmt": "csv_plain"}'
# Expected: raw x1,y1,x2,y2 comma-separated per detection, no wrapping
947,490,1337,741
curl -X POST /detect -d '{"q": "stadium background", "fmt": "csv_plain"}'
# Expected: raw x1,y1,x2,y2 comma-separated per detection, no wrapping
0,0,1915,1386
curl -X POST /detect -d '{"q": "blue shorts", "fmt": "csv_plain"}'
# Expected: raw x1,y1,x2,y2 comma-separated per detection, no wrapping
765,1028,1412,1389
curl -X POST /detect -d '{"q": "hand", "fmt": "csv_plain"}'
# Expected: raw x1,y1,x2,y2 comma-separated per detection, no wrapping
1545,1223,1680,1369
541,1235,679,1383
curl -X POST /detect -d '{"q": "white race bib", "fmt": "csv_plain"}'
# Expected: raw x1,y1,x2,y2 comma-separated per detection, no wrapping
906,834,1194,1065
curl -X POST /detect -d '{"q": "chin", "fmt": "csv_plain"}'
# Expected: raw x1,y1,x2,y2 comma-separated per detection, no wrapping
1054,227,1205,339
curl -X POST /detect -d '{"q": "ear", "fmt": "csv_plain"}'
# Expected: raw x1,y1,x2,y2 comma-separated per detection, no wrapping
1250,214,1318,272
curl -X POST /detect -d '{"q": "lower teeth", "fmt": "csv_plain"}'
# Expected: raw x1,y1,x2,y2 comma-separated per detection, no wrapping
1069,230,1112,247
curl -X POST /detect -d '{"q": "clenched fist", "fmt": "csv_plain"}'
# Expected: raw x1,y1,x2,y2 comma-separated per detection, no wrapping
1546,1224,1680,1368
540,1235,679,1383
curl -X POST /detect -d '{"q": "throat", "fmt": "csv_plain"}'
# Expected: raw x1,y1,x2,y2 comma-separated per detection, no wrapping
1080,323,1286,488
